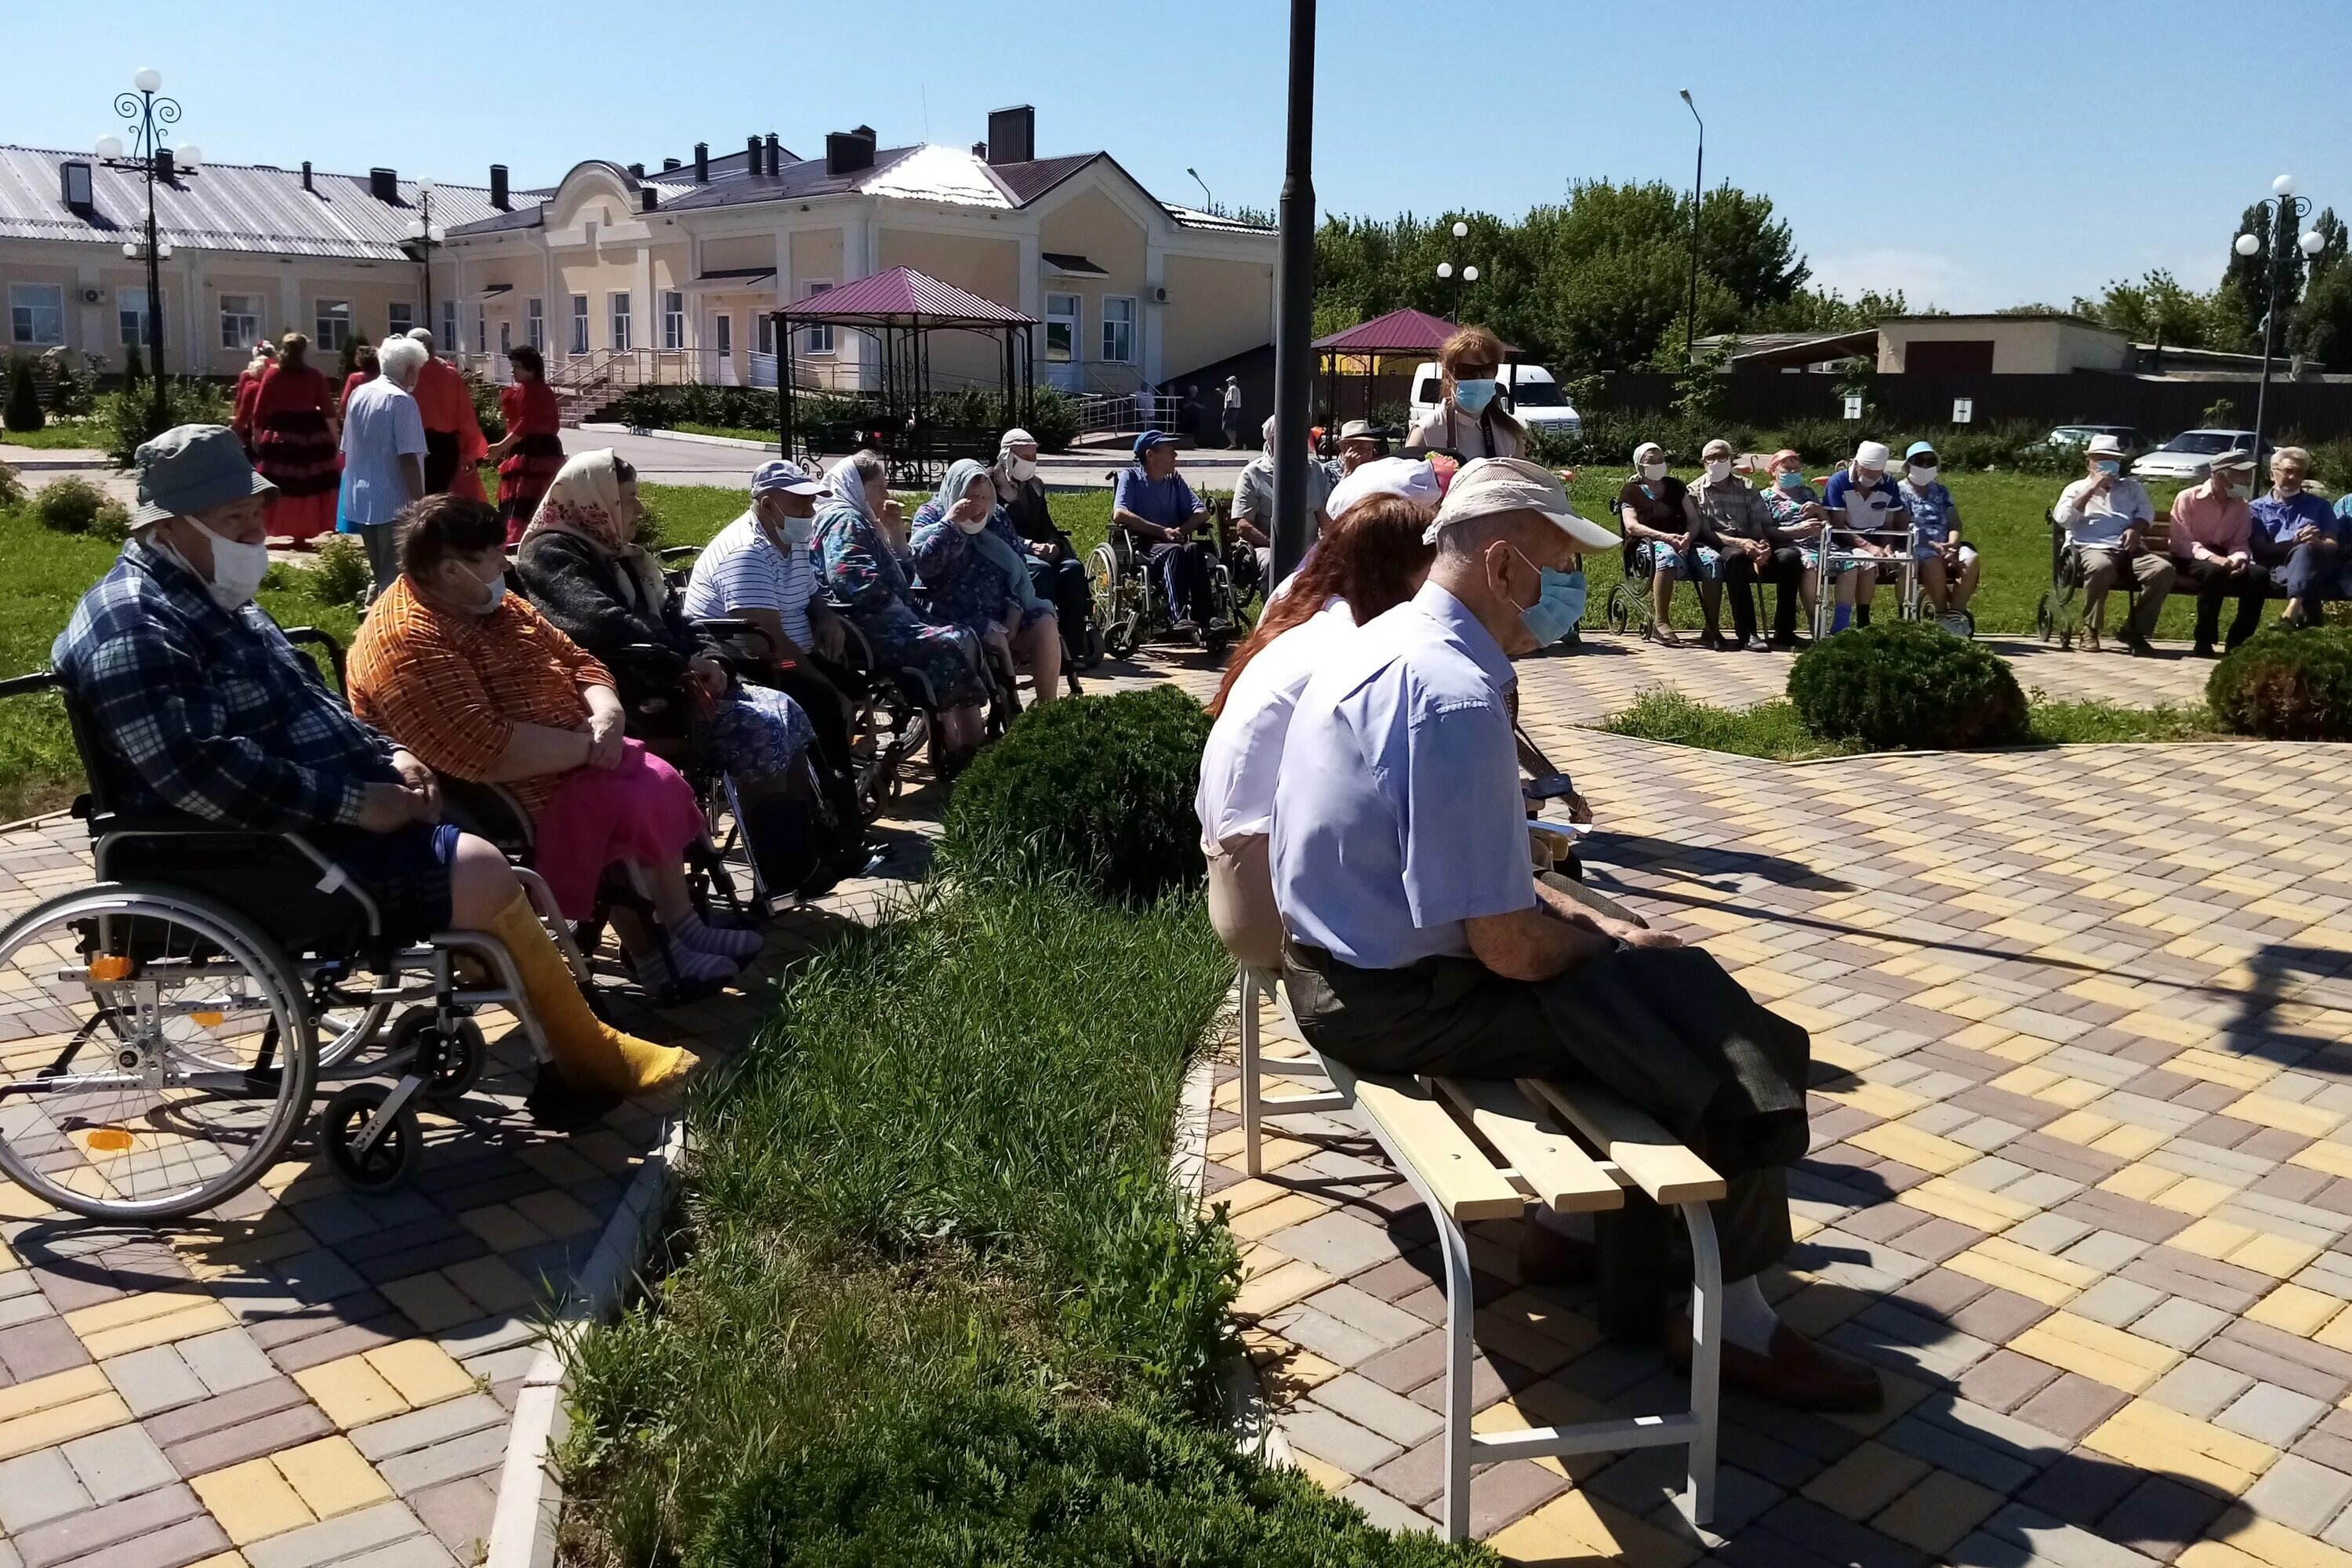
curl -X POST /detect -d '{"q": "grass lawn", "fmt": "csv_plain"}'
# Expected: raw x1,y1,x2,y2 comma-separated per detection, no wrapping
666,421,778,445
1599,686,2227,761
0,421,106,450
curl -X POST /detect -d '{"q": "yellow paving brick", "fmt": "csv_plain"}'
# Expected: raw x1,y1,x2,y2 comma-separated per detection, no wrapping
2227,1094,2346,1141
0,1389,131,1461
271,1436,393,1519
2166,1048,2278,1090
1945,1236,2100,1307
1204,1177,1289,1217
2180,1543,2288,1568
191,1457,316,1545
1985,1033,2060,1064
2172,1218,2260,1261
2084,1399,2278,1494
292,1355,408,1430
2152,1176,2239,1218
455,1203,550,1253
2230,1233,2323,1279
2206,1511,2352,1568
2249,1283,2346,1337
362,1340,475,1408
63,1283,216,1336
1818,1080,1924,1120
2293,1141,2352,1181
2115,1011,2217,1049
1896,1175,2036,1233
2042,1109,2118,1146
1286,1449,1352,1496
1231,1258,1334,1319
2101,1164,2182,1203
2091,1123,2171,1161
377,1272,480,1334
1809,1037,1881,1073
184,1555,252,1568
77,1298,237,1359
2010,1312,2181,1394
508,1189,600,1239
1228,1191,1325,1242
1848,1121,1979,1176
0,1362,108,1422
1802,1440,1934,1521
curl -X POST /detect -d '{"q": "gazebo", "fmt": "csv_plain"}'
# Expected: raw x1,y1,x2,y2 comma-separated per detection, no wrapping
1311,307,1519,428
769,267,1037,485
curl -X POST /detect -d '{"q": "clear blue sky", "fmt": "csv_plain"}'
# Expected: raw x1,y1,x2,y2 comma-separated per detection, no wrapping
13,0,2347,313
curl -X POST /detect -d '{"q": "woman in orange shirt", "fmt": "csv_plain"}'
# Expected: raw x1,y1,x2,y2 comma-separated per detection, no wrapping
250,333,340,545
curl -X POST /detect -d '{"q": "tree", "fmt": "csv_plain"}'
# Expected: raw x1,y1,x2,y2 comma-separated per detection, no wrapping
2296,257,2352,368
2073,270,2223,355
3,357,44,434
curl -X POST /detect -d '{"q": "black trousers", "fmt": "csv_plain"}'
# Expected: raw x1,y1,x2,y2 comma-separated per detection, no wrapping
1723,545,1805,641
2176,557,2269,650
1282,943,1806,1281
1027,554,1091,632
422,430,460,495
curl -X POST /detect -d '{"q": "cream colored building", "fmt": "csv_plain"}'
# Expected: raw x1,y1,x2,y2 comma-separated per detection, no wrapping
1874,314,2132,376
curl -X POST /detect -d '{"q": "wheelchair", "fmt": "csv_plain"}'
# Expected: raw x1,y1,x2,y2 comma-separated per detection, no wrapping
0,637,597,1221
1086,527,1242,659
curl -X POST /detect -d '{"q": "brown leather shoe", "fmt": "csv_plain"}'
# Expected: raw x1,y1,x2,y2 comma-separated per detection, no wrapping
1518,1221,1598,1285
1664,1316,1883,1413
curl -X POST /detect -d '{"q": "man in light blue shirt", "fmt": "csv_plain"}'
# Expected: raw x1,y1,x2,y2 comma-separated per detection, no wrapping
1272,457,1876,1413
337,336,429,598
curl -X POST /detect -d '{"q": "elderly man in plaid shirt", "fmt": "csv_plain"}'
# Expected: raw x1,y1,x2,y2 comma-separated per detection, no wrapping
51,424,695,1117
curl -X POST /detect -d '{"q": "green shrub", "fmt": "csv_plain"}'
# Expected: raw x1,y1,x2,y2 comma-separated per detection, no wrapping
2208,626,2352,740
464,368,505,442
4,358,45,434
97,379,234,468
1788,621,2030,749
310,535,372,607
942,686,1213,904
31,477,130,541
122,342,146,390
0,457,22,511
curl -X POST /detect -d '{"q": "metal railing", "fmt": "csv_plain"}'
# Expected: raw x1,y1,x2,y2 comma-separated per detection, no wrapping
1075,391,1181,437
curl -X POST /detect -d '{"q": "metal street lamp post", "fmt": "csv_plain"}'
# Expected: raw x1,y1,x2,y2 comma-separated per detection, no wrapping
1187,167,1214,212
96,67,196,438
1270,0,1318,585
1679,89,1704,365
406,184,447,354
2234,174,2328,464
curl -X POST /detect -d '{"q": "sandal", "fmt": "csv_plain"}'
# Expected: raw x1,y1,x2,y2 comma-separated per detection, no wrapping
1643,622,1683,648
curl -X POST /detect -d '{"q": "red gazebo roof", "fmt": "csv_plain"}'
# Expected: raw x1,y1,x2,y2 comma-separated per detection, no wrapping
773,266,1035,325
1311,307,1517,356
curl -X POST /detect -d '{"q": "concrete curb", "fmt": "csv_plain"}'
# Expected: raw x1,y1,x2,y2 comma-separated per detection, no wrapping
486,1112,688,1568
575,423,779,452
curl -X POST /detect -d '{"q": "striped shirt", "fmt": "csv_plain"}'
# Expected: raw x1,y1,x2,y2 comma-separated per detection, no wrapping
683,512,815,650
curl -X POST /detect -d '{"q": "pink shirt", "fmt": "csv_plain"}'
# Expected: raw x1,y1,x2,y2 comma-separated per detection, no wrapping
2169,485,2252,561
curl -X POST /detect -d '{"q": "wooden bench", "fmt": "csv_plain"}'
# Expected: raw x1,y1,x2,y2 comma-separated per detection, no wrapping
1235,966,1724,1541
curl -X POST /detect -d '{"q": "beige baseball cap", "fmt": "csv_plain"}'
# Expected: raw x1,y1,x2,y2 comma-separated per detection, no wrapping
1425,457,1617,550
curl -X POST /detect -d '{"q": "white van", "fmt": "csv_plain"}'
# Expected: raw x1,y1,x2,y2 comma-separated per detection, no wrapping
1407,361,1582,440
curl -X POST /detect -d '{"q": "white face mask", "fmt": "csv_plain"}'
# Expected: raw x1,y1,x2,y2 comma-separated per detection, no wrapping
185,516,272,611
955,514,989,535
779,512,815,547
1641,460,1668,483
1704,459,1733,483
1907,463,1938,486
1007,456,1038,482
445,562,505,615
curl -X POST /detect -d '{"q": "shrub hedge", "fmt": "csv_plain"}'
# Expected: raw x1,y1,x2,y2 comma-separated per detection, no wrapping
2208,626,2352,740
942,686,1214,905
1788,621,2030,749
3,358,43,434
31,477,130,542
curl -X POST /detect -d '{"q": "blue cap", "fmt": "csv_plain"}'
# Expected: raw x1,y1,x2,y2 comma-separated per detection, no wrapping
750,458,824,496
1132,429,1178,459
1904,441,1938,460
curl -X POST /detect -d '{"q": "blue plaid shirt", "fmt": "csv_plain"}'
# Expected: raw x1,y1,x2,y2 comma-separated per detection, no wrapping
51,537,397,829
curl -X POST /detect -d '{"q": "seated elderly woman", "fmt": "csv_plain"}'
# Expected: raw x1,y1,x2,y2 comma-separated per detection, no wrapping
51,424,692,1113
348,494,760,989
814,450,989,771
514,448,816,790
909,456,1062,704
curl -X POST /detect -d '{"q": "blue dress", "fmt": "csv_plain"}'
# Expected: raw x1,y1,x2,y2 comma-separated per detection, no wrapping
813,501,985,706
908,500,1054,641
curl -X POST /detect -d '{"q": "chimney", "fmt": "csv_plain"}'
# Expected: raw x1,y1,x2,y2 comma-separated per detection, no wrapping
369,166,397,201
746,135,762,175
489,163,510,210
694,142,709,183
826,129,876,177
156,147,176,183
627,162,644,178
764,133,782,175
60,161,93,212
985,105,1035,165
662,157,681,172
301,159,314,192
641,187,659,212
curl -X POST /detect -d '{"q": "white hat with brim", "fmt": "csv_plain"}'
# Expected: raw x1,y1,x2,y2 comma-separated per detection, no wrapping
2085,434,2129,458
1327,456,1442,521
130,423,275,528
1425,457,1617,550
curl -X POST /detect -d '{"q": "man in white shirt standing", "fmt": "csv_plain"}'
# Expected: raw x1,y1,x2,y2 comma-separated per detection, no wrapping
337,336,428,599
2053,433,2174,654
1221,376,1245,449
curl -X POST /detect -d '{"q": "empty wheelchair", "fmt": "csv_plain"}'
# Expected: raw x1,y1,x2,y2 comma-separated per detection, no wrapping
0,647,593,1221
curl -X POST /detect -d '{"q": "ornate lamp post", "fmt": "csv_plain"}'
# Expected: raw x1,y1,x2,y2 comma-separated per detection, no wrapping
96,67,197,438
2234,174,2328,463
405,183,447,354
1436,220,1480,315
1679,89,1703,367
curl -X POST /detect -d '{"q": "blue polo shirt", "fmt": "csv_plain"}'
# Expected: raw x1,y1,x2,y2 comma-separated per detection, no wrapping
2252,490,2343,561
1823,468,1908,543
1271,582,1532,970
1114,465,1203,534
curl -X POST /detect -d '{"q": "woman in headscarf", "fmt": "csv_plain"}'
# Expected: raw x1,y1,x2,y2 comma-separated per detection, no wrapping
250,332,340,546
487,344,565,545
989,428,1089,631
514,448,816,794
813,451,989,772
911,456,1062,703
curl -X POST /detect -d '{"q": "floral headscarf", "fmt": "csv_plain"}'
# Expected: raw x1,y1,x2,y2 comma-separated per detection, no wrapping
930,457,995,521
823,455,878,523
524,448,665,608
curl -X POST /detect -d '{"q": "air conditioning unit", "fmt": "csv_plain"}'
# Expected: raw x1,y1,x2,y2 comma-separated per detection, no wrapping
1151,285,1170,305
82,288,102,303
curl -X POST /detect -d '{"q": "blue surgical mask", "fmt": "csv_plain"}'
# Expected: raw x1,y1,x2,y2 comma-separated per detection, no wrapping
1508,546,1584,646
1453,378,1499,415
2095,459,2122,475
1774,470,1805,491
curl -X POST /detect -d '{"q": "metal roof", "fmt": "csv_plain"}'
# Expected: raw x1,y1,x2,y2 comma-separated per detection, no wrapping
775,267,1034,325
1312,307,1507,356
0,145,526,260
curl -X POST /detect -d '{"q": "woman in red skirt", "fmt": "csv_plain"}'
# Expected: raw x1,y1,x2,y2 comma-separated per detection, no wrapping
251,333,340,546
488,344,566,544
339,343,379,416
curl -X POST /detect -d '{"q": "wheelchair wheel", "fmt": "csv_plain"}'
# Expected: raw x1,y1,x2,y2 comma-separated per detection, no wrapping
2036,594,2056,643
320,1083,421,1195
386,1007,488,1105
1605,584,1634,635
0,884,318,1222
1089,545,1138,659
313,966,396,1073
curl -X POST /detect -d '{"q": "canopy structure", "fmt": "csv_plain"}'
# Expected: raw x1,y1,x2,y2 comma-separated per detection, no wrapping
1309,307,1519,429
770,267,1039,484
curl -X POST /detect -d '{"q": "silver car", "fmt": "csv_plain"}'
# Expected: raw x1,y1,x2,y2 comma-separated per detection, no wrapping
2132,428,2265,481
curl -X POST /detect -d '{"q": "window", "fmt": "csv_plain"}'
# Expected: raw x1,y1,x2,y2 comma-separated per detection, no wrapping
218,293,260,350
570,295,589,354
475,307,487,354
440,299,457,355
388,302,415,338
526,297,545,351
661,290,685,350
117,285,150,347
715,314,731,358
9,283,65,347
499,321,512,358
757,313,776,357
609,292,632,352
1100,296,1136,364
314,299,352,352
801,281,832,354
1044,292,1079,364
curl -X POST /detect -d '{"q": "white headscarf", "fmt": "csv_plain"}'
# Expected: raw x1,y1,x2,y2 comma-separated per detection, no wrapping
822,455,877,523
1325,456,1443,524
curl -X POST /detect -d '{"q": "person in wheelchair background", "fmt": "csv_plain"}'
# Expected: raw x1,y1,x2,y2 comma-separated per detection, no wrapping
989,428,1092,641
1112,429,1223,636
347,495,760,990
1231,415,1334,602
815,450,992,774
50,424,694,1109
911,458,1062,705
513,449,820,801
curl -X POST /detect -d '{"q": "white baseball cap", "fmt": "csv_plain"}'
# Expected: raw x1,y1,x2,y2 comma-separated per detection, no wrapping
1425,457,1617,550
1853,441,1892,470
1327,456,1442,521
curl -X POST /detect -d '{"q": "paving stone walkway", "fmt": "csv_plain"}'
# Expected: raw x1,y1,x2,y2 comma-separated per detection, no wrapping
1205,652,2352,1564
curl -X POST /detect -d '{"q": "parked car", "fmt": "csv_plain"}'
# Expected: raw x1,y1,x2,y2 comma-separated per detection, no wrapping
2131,428,2267,481
2044,424,2150,453
1409,361,1582,439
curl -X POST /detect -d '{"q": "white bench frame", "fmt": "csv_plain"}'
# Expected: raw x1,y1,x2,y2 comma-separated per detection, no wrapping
1236,966,1722,1543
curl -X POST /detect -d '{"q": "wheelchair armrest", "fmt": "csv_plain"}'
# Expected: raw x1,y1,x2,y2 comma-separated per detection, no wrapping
604,641,690,676
85,805,238,837
691,617,780,660
657,546,702,563
0,669,60,702
281,626,348,695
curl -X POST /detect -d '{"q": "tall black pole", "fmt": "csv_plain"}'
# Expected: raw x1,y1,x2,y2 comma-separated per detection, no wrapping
419,190,436,349
1681,89,1703,367
1269,0,1317,586
144,133,165,434
2252,195,2305,463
